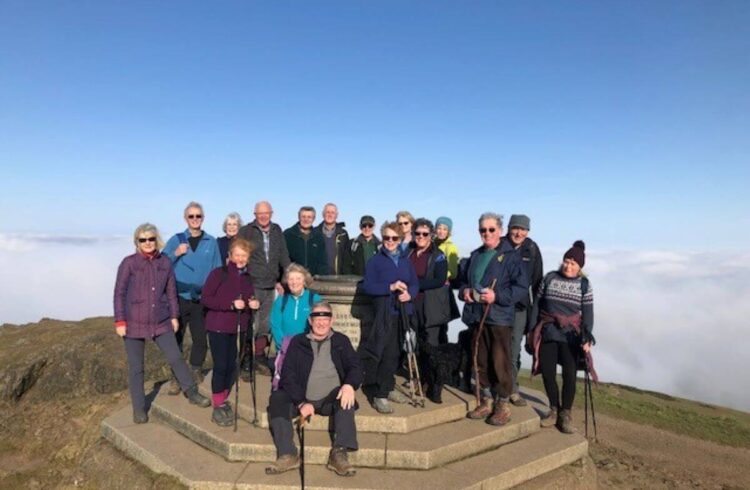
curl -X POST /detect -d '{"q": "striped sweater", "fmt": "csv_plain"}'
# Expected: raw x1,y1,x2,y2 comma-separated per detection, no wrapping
530,271,594,343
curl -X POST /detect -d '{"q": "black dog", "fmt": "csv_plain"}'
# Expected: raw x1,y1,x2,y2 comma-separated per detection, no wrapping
419,331,473,403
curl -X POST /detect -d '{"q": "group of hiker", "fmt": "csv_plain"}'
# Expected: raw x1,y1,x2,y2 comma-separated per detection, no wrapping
113,200,596,477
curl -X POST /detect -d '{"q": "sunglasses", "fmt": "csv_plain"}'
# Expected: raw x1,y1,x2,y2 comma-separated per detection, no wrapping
398,221,410,226
309,311,333,318
187,214,203,220
361,223,374,228
414,232,431,237
382,235,401,242
479,228,497,234
138,237,157,243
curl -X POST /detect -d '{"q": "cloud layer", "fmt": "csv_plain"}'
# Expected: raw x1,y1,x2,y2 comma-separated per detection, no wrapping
0,234,747,411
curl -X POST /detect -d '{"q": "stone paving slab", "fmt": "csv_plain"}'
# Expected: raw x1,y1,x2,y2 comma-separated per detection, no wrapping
198,371,470,434
102,403,587,490
151,387,540,470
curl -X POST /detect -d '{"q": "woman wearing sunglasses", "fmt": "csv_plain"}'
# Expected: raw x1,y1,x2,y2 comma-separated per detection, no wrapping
114,223,211,424
395,211,415,254
361,221,419,413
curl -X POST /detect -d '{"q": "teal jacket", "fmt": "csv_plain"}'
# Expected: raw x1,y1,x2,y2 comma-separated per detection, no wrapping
162,230,222,301
269,289,322,351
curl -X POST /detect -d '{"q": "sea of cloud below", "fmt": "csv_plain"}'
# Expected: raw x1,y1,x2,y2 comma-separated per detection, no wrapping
1,234,748,412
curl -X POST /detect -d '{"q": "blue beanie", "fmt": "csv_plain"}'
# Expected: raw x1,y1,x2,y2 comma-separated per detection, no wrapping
435,216,453,233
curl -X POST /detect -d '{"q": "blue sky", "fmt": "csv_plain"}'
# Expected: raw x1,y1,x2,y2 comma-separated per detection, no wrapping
1,1,748,251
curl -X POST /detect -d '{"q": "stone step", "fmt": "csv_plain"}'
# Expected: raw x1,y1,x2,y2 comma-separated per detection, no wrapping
150,388,540,469
101,404,587,489
197,371,470,434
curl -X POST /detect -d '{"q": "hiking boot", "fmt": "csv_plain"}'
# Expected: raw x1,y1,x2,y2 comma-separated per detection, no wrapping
387,389,409,404
427,384,443,404
466,397,493,420
167,376,181,396
541,407,558,428
184,385,211,408
557,409,574,434
487,400,512,426
254,358,272,376
327,447,356,477
509,392,527,407
212,403,233,427
265,454,300,475
133,410,149,424
190,366,205,384
373,397,394,414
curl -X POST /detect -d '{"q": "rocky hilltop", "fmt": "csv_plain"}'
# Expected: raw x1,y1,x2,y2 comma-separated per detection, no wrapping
1,317,749,489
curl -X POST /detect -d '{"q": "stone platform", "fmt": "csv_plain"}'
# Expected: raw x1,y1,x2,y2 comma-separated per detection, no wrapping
101,373,588,489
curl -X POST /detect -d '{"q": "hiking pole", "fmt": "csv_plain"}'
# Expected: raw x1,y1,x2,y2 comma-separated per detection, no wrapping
250,300,259,426
583,368,589,439
584,356,598,441
471,279,497,406
234,296,243,433
296,415,307,490
398,299,424,407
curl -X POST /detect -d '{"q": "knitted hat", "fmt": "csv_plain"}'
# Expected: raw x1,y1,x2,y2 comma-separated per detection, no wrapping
435,216,453,233
563,240,586,268
508,214,530,230
359,215,375,227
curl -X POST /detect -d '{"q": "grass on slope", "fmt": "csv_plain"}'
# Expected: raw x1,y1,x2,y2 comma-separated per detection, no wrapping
518,369,750,449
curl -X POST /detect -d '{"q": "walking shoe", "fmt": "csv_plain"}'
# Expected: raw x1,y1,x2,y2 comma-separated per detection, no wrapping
212,405,232,427
133,410,149,424
509,392,527,407
387,389,409,404
487,400,512,426
265,454,300,475
540,407,558,428
373,397,394,414
167,376,181,396
221,402,235,423
327,447,356,477
466,397,493,420
427,384,443,404
184,385,211,408
556,409,574,434
190,366,205,384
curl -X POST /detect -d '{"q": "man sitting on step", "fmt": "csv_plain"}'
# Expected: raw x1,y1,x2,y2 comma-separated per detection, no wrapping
265,301,362,477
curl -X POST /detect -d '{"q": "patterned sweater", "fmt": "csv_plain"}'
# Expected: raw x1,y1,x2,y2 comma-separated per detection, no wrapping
529,271,594,343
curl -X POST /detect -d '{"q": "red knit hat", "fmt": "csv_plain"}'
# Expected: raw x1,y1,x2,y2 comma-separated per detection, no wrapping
563,240,586,268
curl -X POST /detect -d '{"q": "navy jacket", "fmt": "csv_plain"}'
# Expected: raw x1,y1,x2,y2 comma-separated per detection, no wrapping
362,247,419,316
279,331,363,406
459,239,529,327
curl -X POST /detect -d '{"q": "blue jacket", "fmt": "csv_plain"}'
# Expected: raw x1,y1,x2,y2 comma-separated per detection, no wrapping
459,239,528,327
362,247,419,316
163,230,222,300
270,289,322,351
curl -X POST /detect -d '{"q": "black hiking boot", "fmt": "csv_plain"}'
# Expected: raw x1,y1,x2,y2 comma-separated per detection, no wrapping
556,409,574,434
133,410,149,424
212,403,233,427
184,385,211,408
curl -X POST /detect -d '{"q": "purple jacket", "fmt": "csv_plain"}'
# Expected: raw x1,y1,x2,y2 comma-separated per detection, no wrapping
114,252,179,339
201,262,256,334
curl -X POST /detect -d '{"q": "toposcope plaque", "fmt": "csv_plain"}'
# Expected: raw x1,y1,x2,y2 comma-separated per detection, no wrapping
311,275,373,350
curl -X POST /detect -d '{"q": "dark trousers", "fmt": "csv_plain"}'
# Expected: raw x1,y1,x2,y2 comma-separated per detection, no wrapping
208,330,246,395
176,297,208,368
510,309,527,394
369,314,401,398
539,340,578,410
268,389,358,457
124,332,194,412
473,323,513,399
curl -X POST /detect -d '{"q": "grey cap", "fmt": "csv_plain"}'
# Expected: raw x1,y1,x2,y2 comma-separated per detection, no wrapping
360,215,375,227
508,214,530,230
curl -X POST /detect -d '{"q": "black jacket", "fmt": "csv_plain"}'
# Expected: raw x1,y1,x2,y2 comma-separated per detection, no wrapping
350,234,381,276
279,331,363,406
238,221,291,288
284,223,328,276
314,222,352,275
501,236,544,310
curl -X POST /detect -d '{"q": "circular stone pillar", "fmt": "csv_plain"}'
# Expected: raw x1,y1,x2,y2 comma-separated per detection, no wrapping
310,275,373,350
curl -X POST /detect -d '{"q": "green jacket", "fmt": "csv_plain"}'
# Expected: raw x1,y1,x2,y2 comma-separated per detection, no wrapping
283,223,328,276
